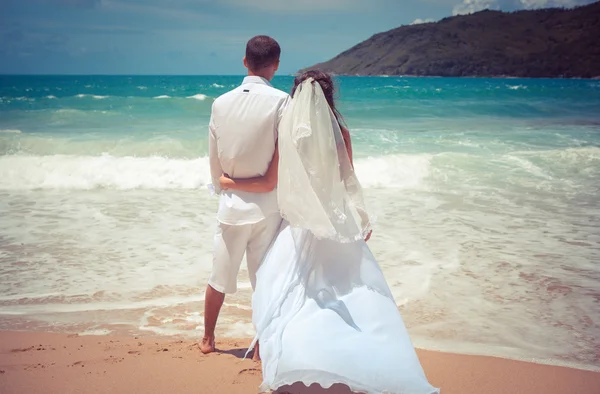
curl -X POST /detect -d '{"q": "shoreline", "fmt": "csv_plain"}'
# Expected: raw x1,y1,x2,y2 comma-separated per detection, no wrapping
1,330,600,394
5,325,600,374
4,313,599,374
410,340,600,374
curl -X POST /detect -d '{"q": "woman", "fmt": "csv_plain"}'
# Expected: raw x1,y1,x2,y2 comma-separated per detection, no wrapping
219,71,439,394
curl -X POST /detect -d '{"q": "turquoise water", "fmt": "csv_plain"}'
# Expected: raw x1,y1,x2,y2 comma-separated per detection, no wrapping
1,75,599,370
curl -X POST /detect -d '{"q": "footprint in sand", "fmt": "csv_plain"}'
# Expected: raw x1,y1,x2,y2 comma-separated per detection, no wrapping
11,346,35,353
128,350,141,355
238,368,261,376
105,356,124,364
233,368,261,384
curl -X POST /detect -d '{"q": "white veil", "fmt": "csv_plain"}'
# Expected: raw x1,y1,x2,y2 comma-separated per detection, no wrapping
277,78,372,243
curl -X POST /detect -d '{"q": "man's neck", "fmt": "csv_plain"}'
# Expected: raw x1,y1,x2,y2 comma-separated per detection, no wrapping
247,71,271,81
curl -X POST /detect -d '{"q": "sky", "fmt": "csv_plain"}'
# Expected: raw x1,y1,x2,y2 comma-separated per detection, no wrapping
0,0,596,74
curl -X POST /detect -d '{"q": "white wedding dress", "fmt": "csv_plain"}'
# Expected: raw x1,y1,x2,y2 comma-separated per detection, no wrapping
252,223,439,394
249,79,439,394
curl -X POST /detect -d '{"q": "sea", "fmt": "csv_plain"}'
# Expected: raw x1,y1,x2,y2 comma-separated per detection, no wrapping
0,75,599,371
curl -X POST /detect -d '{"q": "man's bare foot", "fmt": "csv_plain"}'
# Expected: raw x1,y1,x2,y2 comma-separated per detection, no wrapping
200,336,215,354
252,341,261,361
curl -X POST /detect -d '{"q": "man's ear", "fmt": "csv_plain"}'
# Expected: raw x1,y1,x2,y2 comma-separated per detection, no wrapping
243,56,248,69
274,59,280,72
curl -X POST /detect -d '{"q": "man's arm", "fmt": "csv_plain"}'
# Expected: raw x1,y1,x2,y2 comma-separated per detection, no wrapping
219,145,278,193
208,110,223,194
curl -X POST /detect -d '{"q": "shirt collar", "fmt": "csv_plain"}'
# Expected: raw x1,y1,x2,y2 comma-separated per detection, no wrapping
242,76,272,87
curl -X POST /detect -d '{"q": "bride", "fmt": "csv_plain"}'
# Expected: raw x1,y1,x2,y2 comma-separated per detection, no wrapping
219,70,439,394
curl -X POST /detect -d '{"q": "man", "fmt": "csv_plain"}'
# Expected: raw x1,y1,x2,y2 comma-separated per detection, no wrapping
201,35,288,358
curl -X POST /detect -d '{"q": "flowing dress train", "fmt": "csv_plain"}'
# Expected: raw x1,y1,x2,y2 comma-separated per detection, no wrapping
252,222,440,394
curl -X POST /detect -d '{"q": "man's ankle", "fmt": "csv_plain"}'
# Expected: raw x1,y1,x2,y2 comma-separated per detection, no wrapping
200,335,216,354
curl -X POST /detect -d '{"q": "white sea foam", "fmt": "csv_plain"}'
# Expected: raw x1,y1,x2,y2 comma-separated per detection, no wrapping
0,155,212,190
0,295,208,315
0,154,431,191
0,129,21,134
507,85,526,90
75,94,108,99
54,109,85,114
153,95,171,99
377,85,411,90
223,302,252,311
504,155,554,180
45,95,57,99
186,93,207,100
0,148,595,193
136,86,148,90
211,83,224,88
223,321,256,338
79,329,113,336
355,154,431,189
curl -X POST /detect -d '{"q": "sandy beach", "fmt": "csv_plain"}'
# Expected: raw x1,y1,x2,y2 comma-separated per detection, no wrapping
0,331,598,394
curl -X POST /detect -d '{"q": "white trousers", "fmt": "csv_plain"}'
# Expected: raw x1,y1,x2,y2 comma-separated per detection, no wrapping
208,214,282,294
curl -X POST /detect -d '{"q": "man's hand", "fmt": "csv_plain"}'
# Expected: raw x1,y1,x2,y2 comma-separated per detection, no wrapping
365,230,372,242
219,174,233,191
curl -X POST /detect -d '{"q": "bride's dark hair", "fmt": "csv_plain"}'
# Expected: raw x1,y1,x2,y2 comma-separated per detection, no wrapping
291,70,345,127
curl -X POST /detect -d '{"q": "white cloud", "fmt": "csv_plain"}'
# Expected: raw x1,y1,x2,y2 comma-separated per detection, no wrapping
101,0,213,23
453,0,496,14
224,0,367,12
3,0,102,8
100,0,369,17
411,18,436,24
452,0,592,15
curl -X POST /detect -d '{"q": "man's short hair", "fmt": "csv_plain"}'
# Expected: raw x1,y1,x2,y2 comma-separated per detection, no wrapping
245,35,281,71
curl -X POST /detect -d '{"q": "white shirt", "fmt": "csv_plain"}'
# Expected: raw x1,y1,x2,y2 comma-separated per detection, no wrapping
209,76,289,225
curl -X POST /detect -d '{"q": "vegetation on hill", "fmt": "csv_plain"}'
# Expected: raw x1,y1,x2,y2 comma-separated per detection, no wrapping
302,2,600,78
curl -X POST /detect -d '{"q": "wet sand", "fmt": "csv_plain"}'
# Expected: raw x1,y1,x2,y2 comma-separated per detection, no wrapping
1,331,599,393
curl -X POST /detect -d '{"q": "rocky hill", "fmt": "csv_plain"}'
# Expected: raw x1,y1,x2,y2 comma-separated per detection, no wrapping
302,2,600,78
